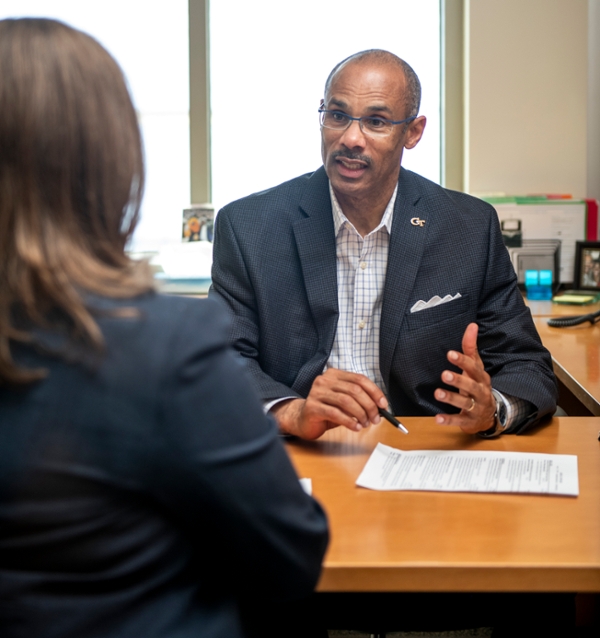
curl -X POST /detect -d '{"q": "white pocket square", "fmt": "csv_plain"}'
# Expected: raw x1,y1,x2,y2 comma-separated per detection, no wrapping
410,293,462,314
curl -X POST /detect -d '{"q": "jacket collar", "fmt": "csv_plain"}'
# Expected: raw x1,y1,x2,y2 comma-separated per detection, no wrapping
292,167,339,358
379,169,430,387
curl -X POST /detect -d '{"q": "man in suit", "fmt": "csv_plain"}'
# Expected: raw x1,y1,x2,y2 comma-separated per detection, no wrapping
210,49,557,441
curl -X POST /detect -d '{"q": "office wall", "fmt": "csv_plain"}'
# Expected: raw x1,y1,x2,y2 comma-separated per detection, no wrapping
589,0,600,203
465,0,588,197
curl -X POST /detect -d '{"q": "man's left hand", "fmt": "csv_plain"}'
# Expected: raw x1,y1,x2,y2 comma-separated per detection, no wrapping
434,322,497,434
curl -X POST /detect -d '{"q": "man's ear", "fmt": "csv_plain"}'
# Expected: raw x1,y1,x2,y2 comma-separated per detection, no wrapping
404,115,427,149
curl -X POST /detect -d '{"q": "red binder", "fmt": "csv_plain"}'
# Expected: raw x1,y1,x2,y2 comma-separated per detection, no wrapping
585,199,599,241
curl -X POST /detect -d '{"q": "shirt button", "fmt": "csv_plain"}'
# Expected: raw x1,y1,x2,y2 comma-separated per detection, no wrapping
360,261,367,270
358,320,365,329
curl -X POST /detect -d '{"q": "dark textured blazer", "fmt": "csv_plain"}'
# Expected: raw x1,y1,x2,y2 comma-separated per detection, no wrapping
210,166,557,432
0,294,328,638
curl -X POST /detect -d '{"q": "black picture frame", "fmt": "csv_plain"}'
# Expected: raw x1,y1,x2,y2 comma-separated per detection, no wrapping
574,241,600,290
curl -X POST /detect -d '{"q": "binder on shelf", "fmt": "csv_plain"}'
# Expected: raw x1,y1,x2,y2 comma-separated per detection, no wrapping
506,239,561,291
585,199,599,241
481,195,597,284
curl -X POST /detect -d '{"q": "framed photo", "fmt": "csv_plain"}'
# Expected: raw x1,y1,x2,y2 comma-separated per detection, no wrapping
574,241,600,290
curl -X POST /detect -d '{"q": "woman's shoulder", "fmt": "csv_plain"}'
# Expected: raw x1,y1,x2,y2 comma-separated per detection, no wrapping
95,292,230,334
92,292,233,373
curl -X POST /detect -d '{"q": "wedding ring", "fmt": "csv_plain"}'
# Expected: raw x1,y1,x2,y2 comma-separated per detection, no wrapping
466,397,475,412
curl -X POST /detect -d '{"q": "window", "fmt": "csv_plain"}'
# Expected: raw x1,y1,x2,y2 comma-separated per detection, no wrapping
0,0,190,251
2,1,442,250
209,0,441,212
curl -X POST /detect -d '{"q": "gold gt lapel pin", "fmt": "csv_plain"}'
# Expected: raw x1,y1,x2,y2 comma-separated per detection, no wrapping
410,217,426,227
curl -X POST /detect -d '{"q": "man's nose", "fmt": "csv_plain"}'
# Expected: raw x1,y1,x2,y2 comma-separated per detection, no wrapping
339,118,366,148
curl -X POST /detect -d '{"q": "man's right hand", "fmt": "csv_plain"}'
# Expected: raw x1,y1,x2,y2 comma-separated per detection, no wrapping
271,368,389,440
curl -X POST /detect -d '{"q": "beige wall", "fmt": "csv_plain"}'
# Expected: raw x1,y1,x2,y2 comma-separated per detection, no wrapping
465,0,588,197
589,0,600,203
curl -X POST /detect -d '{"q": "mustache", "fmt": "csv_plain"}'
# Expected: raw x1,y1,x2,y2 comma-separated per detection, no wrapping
331,150,371,166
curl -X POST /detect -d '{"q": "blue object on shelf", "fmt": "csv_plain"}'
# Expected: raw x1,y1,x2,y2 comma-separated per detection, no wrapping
525,269,553,300
524,270,539,287
539,269,553,286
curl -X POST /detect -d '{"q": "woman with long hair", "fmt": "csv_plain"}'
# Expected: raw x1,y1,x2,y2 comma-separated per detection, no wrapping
0,18,327,638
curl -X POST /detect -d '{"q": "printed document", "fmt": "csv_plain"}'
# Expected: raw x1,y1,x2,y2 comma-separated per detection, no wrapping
356,443,578,496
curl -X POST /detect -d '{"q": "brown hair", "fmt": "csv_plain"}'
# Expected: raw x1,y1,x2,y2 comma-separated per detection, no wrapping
0,18,154,384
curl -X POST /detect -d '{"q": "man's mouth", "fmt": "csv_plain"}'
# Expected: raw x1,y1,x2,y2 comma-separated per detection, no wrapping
332,152,370,177
338,158,367,170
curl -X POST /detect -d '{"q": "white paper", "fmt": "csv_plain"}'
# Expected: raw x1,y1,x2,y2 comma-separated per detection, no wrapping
492,202,586,283
356,443,578,496
299,478,312,495
151,241,213,278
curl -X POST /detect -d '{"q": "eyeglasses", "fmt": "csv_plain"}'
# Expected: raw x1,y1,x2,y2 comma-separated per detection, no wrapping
318,108,416,137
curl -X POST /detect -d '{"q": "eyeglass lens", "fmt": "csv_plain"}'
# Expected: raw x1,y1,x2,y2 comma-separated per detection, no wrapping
320,111,393,136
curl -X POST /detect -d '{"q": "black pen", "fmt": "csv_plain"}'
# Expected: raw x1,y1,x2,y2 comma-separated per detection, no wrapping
378,407,409,434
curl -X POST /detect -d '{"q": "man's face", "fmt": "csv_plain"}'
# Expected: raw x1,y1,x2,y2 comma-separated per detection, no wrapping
320,60,425,203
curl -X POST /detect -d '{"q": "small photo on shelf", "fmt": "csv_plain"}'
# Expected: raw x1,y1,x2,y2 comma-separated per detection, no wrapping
573,241,600,290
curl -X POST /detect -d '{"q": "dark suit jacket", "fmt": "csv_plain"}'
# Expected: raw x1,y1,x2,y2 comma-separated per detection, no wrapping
0,294,328,638
210,167,557,432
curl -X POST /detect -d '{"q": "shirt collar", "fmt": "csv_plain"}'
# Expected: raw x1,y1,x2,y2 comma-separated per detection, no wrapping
329,182,398,237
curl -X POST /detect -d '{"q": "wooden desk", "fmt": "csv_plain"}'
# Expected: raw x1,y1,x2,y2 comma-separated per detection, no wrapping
526,298,600,317
286,417,600,593
533,318,600,416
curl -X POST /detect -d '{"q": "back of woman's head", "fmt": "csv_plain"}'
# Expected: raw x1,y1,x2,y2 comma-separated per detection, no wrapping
0,18,153,384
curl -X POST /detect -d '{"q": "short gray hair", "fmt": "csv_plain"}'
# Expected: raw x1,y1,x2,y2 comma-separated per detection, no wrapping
324,49,421,118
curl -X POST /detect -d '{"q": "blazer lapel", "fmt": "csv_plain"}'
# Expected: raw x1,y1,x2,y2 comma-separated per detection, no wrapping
380,169,431,387
291,168,339,390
